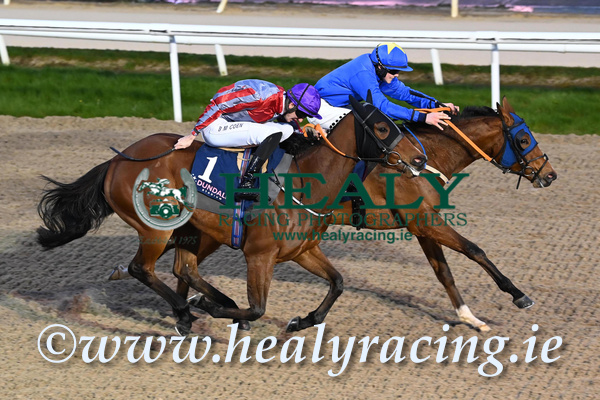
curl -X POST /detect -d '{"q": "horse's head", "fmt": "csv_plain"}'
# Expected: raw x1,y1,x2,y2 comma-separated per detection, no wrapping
496,97,557,188
349,95,427,177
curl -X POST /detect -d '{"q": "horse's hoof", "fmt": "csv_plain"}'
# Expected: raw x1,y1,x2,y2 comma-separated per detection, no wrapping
514,295,534,309
175,321,191,337
286,316,301,332
234,319,251,331
108,265,131,281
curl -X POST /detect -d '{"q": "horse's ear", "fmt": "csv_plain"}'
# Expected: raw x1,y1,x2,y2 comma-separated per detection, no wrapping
366,90,373,104
497,96,514,126
349,95,364,112
502,96,515,113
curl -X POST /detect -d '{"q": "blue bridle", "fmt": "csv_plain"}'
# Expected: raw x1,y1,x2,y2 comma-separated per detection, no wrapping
493,112,549,189
499,113,538,167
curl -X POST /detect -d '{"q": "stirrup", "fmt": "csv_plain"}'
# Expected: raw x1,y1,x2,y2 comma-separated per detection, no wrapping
235,192,259,202
235,176,259,201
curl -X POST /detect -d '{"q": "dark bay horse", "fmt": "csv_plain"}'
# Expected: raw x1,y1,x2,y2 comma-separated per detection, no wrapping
120,97,556,332
36,100,426,335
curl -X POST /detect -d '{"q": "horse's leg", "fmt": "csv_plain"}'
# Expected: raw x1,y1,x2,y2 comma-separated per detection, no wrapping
412,221,533,309
107,234,175,280
286,246,344,332
175,274,190,302
172,233,251,330
128,230,196,336
416,236,490,332
195,252,276,323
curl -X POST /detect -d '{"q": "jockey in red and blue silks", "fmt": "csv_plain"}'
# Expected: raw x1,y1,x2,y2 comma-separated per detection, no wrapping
175,79,322,201
310,43,459,131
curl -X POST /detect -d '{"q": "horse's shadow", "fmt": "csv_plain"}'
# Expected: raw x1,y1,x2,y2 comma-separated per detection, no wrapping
1,233,458,329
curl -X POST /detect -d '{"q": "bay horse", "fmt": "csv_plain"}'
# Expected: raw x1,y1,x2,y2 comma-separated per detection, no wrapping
334,97,557,331
118,96,555,332
36,99,426,335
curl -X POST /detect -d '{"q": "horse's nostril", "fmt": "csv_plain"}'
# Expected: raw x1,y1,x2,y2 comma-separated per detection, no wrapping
412,156,426,167
547,172,557,181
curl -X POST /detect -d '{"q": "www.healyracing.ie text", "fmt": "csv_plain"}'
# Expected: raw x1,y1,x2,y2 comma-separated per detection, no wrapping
38,323,562,377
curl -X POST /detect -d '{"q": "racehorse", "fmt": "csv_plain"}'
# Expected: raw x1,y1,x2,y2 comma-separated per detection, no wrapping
36,99,426,335
337,97,557,331
120,96,556,332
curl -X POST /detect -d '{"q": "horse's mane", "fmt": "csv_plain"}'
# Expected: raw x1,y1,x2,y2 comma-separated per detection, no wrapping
279,132,321,156
452,106,498,123
401,106,500,158
405,106,498,132
277,106,499,159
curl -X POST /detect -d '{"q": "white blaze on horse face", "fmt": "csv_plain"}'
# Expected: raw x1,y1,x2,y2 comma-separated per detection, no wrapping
456,305,490,332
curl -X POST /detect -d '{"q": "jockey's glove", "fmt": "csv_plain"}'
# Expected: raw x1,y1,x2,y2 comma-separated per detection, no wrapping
304,126,320,140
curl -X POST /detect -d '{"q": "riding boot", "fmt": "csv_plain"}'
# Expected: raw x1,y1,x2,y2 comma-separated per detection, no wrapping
235,132,282,202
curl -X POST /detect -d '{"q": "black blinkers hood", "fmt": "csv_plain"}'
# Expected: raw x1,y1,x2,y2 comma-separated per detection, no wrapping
348,94,405,160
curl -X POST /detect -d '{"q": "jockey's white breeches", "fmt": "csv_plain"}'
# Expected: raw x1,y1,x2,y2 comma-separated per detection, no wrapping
200,117,294,147
308,99,351,131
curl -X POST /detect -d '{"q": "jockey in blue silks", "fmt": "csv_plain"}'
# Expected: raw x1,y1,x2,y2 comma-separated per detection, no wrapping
175,79,322,200
310,43,459,132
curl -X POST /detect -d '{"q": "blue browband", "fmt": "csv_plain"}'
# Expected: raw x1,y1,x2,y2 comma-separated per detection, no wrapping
499,112,538,168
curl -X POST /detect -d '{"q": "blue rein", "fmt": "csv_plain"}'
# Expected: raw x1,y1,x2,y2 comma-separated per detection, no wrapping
403,124,427,167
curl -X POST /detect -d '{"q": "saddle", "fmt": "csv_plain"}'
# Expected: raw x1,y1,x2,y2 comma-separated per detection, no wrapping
190,144,292,217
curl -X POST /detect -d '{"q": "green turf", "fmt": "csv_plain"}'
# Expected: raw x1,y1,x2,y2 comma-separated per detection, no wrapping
2,47,599,134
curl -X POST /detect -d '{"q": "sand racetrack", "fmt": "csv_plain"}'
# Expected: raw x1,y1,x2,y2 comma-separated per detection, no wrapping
0,115,598,399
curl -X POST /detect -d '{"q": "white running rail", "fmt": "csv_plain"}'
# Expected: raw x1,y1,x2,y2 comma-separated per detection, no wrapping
1,19,599,122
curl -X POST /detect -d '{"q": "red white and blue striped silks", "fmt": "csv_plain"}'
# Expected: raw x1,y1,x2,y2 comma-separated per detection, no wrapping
192,79,285,136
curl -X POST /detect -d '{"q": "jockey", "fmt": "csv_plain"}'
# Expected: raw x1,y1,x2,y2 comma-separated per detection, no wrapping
175,79,322,201
309,43,459,131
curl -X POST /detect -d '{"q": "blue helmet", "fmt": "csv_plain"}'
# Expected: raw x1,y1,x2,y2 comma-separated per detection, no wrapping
370,43,413,72
287,83,322,119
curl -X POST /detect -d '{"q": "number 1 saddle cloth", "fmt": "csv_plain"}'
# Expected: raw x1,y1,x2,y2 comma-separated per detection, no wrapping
190,144,293,218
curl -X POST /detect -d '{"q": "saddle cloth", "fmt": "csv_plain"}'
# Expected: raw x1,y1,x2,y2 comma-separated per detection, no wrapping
190,145,293,217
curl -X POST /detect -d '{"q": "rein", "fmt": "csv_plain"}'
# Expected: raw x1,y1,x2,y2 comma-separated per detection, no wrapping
304,109,405,167
415,107,492,162
110,146,176,162
303,123,347,158
415,107,548,188
403,124,450,185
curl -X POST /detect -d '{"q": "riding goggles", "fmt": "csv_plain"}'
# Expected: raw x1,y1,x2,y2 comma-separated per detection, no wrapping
295,109,308,119
384,68,402,76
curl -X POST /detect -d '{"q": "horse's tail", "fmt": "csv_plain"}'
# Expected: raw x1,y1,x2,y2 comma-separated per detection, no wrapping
37,160,114,249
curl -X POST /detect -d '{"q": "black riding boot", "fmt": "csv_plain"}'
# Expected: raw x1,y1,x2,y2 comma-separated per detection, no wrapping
235,132,282,202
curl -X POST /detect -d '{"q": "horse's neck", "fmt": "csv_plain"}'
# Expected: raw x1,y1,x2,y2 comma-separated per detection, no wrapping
417,117,503,176
290,117,358,207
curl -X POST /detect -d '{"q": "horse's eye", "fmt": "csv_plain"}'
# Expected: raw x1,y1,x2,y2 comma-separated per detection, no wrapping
378,126,387,133
515,131,531,151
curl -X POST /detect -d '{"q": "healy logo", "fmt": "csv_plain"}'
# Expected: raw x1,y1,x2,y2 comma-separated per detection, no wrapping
133,168,196,230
